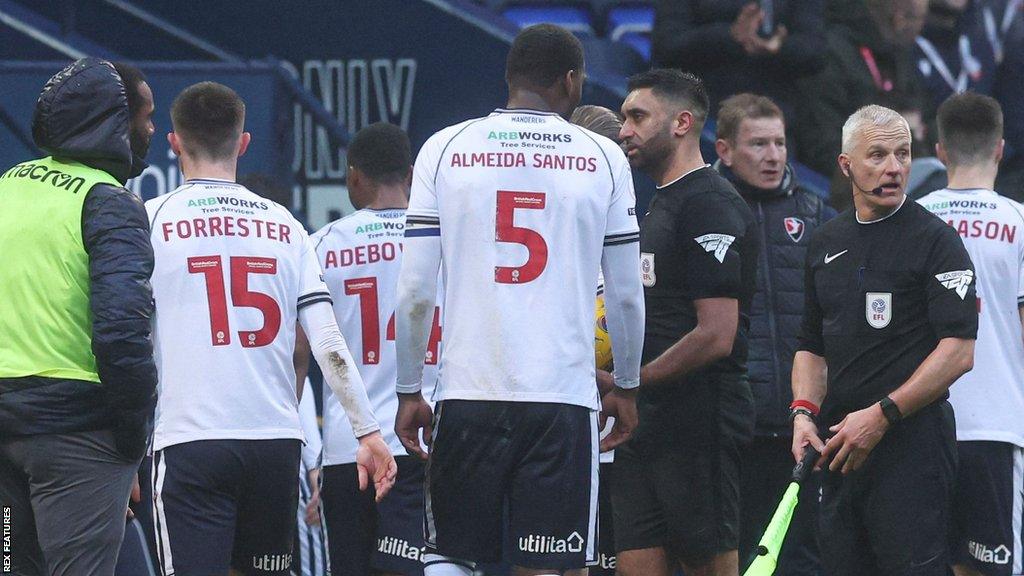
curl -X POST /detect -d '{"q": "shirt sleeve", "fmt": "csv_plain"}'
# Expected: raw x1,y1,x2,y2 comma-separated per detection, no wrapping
396,132,445,394
925,224,978,340
679,191,747,300
797,241,825,355
296,228,333,311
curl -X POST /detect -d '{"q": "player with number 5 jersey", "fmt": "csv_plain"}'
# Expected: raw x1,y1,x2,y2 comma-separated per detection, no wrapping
395,25,645,576
146,82,395,576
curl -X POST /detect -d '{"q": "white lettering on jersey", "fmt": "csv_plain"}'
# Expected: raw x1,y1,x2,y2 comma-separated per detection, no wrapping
695,233,735,263
935,269,974,300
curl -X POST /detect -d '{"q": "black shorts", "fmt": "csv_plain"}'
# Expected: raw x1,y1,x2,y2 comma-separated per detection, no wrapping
322,456,426,576
592,463,618,575
819,401,956,576
611,427,744,565
951,441,1024,575
425,400,599,570
152,439,300,576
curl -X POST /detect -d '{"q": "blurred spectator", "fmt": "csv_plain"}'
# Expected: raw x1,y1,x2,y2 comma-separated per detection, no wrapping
651,1,826,124
910,0,1024,199
712,93,832,575
238,172,309,230
793,0,928,209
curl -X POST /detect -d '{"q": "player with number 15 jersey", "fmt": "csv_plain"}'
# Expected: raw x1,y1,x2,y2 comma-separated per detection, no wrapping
145,82,393,576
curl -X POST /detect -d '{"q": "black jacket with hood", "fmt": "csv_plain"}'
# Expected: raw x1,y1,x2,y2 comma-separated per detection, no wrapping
715,162,836,436
0,58,157,460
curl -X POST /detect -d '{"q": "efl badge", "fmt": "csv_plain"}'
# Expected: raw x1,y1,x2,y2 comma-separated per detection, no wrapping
640,252,656,287
866,292,892,329
784,217,805,243
935,269,974,300
694,233,736,263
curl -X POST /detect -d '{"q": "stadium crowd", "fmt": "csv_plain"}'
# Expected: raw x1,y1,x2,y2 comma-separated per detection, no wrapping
1,2,1024,576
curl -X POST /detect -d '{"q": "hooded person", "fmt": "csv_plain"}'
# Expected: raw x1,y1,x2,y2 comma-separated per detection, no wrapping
0,57,158,576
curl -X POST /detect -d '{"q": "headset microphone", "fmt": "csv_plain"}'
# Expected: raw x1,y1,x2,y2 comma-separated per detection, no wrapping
844,165,885,196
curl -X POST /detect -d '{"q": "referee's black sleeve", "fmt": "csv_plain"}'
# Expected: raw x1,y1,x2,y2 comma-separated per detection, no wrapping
924,224,979,340
678,192,747,300
797,236,825,355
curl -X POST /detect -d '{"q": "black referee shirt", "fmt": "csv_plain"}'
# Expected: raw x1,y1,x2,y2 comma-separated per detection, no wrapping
799,197,978,427
636,166,759,445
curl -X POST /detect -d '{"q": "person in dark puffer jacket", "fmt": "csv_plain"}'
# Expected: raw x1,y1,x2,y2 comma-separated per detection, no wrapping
713,93,834,576
0,57,157,576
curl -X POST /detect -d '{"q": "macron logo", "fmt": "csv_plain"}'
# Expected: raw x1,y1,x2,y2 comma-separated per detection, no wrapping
694,233,735,263
935,269,974,300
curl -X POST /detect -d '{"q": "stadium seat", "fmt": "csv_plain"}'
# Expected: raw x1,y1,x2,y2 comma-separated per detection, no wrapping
607,5,654,41
581,37,646,79
618,32,651,61
502,5,596,37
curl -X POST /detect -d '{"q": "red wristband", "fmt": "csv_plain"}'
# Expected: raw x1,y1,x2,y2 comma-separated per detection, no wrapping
790,399,820,416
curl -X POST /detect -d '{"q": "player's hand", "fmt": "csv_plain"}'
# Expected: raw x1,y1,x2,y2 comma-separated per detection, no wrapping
599,386,638,452
596,369,615,397
304,468,322,526
820,404,890,474
791,414,825,468
127,472,141,520
356,431,398,502
395,393,434,460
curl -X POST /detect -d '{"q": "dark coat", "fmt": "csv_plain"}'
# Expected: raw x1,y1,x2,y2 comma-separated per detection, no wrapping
0,58,156,460
716,162,836,436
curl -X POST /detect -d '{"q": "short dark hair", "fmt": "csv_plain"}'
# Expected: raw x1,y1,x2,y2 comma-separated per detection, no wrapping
570,105,622,142
346,122,411,185
506,24,584,90
716,93,784,142
112,62,147,117
170,81,245,160
937,91,1003,166
627,69,709,127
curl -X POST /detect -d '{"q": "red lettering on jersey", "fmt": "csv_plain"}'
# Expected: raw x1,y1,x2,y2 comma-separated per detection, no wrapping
223,217,235,236
266,221,278,241
324,250,338,269
209,217,224,237
237,218,250,237
382,242,396,260
279,224,291,244
948,219,1017,243
193,218,208,237
354,245,367,265
367,243,380,263
162,222,174,242
253,219,266,238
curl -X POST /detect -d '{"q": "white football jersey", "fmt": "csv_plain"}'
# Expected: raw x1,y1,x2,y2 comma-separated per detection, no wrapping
403,109,639,409
147,179,332,451
919,188,1024,446
313,208,439,465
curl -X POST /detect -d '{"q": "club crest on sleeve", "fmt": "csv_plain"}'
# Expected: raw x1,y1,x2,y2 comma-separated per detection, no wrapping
866,292,892,329
935,269,974,300
640,252,656,287
784,217,805,243
694,233,735,263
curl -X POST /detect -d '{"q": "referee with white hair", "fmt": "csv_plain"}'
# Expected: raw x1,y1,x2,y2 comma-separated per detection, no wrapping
790,104,978,575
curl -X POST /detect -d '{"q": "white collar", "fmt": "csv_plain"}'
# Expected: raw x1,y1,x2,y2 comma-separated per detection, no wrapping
856,194,908,224
657,164,710,189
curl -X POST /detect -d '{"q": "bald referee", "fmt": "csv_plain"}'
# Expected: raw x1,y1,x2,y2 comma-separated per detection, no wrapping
791,105,977,576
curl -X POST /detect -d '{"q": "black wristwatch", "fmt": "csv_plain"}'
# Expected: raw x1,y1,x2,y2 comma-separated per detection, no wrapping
878,396,902,425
